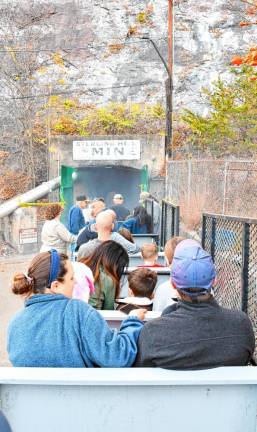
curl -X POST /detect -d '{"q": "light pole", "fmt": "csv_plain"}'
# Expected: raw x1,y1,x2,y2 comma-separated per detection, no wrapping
142,3,173,158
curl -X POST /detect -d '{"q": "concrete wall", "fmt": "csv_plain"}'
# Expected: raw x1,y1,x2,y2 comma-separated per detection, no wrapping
8,208,39,255
49,135,165,180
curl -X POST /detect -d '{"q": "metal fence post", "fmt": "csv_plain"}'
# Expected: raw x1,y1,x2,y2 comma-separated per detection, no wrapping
210,218,216,262
161,200,165,248
175,205,180,236
241,222,250,313
202,214,206,249
164,201,167,246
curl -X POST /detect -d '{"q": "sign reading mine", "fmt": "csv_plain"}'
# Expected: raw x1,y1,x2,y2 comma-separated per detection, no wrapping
73,140,141,161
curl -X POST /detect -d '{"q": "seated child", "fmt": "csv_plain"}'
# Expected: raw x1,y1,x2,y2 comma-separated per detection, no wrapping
116,268,157,314
138,243,164,268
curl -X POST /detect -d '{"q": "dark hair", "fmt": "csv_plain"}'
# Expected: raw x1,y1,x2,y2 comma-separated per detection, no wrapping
45,204,63,220
118,228,134,243
133,206,152,233
79,240,129,298
164,236,185,265
12,252,69,297
128,268,157,298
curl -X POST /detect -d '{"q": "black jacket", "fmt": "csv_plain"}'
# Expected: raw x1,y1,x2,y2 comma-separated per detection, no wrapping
110,204,130,221
76,223,97,250
134,297,255,369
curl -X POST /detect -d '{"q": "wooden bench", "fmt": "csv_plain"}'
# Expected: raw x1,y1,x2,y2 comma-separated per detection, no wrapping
0,367,256,432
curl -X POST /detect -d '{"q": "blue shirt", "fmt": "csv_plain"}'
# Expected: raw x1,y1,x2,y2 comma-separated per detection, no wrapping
7,294,143,368
122,217,148,234
68,205,85,235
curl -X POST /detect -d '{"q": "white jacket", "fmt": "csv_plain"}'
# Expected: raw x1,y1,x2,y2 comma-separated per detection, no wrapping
40,219,77,254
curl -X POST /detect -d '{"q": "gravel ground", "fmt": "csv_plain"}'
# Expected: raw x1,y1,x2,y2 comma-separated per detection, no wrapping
0,255,33,366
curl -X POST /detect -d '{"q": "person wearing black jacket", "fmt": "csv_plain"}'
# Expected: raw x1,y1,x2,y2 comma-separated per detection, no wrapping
110,194,130,221
76,198,106,249
134,240,255,369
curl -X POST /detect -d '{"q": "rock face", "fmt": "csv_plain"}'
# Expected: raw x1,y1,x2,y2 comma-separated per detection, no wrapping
174,0,257,113
1,0,257,178
1,1,257,112
13,0,254,114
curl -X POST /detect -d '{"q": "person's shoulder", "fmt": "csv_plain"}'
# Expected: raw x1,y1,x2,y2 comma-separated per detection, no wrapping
161,303,178,315
66,298,92,317
83,238,99,247
111,232,124,241
219,304,253,327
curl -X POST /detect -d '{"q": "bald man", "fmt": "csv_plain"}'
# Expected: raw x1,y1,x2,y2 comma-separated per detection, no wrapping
77,210,139,259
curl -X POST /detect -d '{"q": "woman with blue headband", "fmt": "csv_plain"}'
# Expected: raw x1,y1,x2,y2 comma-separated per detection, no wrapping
7,250,146,367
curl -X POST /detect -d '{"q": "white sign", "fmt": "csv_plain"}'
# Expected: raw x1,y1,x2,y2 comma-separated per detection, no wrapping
19,228,38,245
73,140,141,161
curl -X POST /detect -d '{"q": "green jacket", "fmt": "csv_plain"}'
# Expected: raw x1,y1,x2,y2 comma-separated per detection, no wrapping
89,269,116,310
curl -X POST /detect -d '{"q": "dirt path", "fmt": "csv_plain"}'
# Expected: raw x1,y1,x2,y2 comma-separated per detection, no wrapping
0,255,32,366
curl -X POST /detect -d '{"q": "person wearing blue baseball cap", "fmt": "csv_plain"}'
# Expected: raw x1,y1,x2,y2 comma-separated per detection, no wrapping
134,240,255,369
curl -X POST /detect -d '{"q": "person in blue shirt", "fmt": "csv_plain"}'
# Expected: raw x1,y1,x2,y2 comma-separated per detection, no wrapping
76,197,107,249
68,195,88,235
7,250,146,368
122,206,152,234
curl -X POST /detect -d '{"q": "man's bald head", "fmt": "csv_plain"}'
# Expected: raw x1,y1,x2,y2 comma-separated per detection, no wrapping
96,210,113,232
104,209,116,222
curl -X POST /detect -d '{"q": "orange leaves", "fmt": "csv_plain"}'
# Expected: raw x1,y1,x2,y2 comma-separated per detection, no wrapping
246,6,257,16
231,56,243,66
244,47,257,65
239,21,252,27
239,20,257,27
231,47,257,67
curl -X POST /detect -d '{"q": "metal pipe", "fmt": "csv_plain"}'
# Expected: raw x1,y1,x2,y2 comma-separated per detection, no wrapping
0,177,61,218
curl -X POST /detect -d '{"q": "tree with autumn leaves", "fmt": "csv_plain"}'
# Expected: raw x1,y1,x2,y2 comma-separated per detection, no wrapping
183,1,257,156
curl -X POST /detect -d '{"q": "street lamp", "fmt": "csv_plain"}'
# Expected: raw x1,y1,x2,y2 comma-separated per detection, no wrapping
142,36,173,159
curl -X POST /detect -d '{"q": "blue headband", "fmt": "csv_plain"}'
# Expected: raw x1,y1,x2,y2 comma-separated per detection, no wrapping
48,249,61,287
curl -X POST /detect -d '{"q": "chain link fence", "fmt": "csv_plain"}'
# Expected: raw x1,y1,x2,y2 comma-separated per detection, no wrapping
202,213,257,358
166,160,257,231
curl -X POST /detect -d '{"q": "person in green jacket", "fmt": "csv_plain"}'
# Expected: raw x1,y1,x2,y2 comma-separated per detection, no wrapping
80,240,128,310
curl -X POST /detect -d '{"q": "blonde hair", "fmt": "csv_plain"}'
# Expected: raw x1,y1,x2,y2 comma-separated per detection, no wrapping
164,236,185,265
141,243,158,260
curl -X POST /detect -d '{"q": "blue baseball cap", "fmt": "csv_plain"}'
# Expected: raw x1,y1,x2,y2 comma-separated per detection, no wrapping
171,240,216,297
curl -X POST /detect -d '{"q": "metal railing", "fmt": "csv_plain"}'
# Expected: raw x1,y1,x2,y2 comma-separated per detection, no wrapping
160,200,180,248
202,213,257,349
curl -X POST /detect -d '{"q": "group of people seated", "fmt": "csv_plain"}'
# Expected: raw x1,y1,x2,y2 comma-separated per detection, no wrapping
40,193,160,259
7,231,255,369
